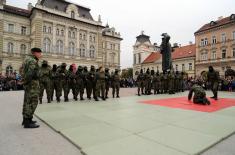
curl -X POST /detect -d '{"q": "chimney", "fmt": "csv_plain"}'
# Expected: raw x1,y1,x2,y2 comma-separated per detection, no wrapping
189,41,193,45
173,43,179,48
218,16,223,20
28,2,33,11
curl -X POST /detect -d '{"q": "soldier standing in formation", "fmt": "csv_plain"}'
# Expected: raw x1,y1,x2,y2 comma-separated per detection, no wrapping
22,48,41,128
68,65,77,101
144,69,152,95
137,69,144,96
57,63,69,102
86,66,96,100
95,67,106,101
75,66,85,101
105,68,111,99
207,66,219,100
51,64,60,102
112,69,120,98
39,60,51,104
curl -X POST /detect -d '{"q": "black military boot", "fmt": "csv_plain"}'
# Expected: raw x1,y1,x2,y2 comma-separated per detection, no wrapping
64,97,69,102
30,117,37,124
39,99,42,104
24,119,40,129
214,92,218,100
80,97,84,101
74,97,78,101
102,97,106,101
113,94,115,98
94,97,99,101
47,98,51,103
116,95,120,98
56,97,60,103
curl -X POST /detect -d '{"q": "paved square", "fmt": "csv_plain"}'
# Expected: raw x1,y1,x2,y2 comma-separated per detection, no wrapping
35,92,235,155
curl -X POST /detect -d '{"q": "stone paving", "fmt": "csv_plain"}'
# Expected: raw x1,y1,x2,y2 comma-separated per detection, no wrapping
35,90,235,155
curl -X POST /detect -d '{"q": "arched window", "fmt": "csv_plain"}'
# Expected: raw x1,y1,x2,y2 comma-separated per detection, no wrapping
20,44,26,54
79,44,85,57
43,26,47,33
89,35,92,42
79,33,82,40
43,38,51,53
7,42,14,53
72,32,75,38
48,27,51,33
89,45,95,58
71,11,75,19
56,29,59,35
69,42,75,56
68,31,71,38
83,34,86,40
56,40,64,54
61,30,64,36
6,65,13,76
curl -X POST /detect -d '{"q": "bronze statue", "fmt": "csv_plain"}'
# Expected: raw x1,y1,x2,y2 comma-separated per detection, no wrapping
160,33,174,73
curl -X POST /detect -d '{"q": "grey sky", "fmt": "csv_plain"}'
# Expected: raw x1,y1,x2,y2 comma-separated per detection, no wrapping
7,0,235,68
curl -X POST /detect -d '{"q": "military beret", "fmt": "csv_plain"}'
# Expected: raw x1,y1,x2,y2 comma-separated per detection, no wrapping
31,48,42,53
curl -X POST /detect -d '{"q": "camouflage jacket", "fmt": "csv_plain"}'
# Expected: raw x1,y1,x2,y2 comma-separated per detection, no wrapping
188,84,206,100
22,55,39,86
39,66,51,82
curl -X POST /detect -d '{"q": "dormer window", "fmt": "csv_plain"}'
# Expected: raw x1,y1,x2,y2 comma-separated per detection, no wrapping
210,21,216,26
230,14,235,20
71,11,75,19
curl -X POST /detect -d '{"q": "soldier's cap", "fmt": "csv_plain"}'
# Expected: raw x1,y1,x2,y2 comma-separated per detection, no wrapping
61,63,67,67
105,68,109,71
42,60,48,64
78,66,83,70
31,48,42,53
84,66,88,69
91,65,95,69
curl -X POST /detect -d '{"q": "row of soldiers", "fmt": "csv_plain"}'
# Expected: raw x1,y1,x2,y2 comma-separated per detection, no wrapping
136,68,185,96
39,60,121,103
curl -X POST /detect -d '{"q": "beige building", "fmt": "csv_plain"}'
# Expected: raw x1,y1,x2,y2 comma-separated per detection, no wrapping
133,32,159,76
141,44,196,78
0,0,122,75
195,14,235,76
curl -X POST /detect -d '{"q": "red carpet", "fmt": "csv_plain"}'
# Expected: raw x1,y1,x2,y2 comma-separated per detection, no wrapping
141,97,235,112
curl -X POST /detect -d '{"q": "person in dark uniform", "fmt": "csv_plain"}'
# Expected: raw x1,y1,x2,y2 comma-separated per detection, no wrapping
188,81,210,105
75,66,85,101
207,66,219,100
87,66,96,100
105,68,111,99
137,69,144,96
112,69,120,98
95,66,106,101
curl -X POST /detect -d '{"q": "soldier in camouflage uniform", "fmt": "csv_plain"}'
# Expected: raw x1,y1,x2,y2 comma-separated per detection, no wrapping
68,65,77,101
57,63,69,102
51,64,60,101
112,69,120,98
174,71,180,93
22,48,41,128
86,66,96,100
168,70,175,94
105,68,111,99
179,72,185,92
95,67,106,101
83,66,89,99
144,68,152,95
188,82,210,105
137,69,144,96
153,71,161,94
39,60,52,104
75,66,85,101
207,66,219,100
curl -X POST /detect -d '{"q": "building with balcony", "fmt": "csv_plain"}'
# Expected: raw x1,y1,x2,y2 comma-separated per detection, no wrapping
0,0,122,75
194,14,235,76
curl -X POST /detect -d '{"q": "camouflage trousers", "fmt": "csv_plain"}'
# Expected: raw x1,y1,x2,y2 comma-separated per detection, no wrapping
75,81,84,99
137,81,144,95
96,80,105,98
51,80,60,100
22,83,39,119
112,82,120,97
86,81,96,99
39,80,51,101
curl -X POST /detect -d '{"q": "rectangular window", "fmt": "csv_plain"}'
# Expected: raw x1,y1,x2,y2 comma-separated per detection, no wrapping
212,36,216,44
21,26,26,35
201,52,208,61
221,33,226,43
204,38,208,45
233,31,235,40
189,63,192,71
175,64,178,71
233,48,235,57
200,39,204,46
211,51,216,59
222,49,226,59
8,24,14,33
182,64,185,71
134,54,136,64
138,53,141,64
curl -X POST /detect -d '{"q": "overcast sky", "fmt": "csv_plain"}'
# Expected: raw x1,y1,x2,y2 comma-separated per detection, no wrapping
7,0,235,68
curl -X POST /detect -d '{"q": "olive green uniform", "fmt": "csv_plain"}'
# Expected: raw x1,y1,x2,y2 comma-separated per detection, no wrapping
188,84,210,105
112,71,120,98
95,70,106,100
39,62,51,103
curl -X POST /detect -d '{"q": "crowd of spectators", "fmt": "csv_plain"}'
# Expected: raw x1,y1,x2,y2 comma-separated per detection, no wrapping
0,72,23,91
